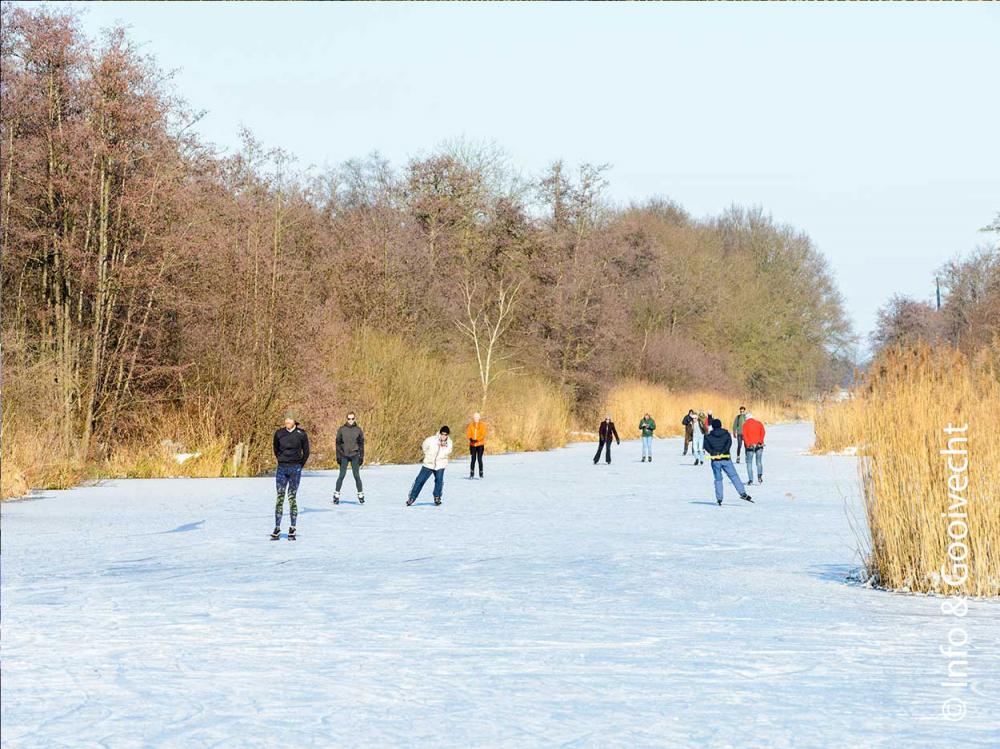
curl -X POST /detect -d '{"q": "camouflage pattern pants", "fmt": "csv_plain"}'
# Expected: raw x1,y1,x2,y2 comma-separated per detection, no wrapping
275,464,302,526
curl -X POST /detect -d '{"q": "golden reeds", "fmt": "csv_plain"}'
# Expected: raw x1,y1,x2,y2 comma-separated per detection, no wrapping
815,346,1000,597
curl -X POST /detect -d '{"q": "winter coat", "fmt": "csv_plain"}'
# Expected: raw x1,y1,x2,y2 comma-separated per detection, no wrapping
682,414,694,437
421,435,453,470
703,427,733,459
336,423,365,462
273,427,310,466
599,420,620,443
697,417,709,436
639,418,656,437
742,418,766,448
466,421,488,447
732,413,747,436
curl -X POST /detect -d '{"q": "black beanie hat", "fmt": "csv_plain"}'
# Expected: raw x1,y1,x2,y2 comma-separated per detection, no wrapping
440,425,450,435
711,418,722,429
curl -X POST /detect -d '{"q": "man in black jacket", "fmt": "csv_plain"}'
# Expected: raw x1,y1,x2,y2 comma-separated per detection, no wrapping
271,414,310,539
333,412,365,505
702,418,753,506
593,415,620,465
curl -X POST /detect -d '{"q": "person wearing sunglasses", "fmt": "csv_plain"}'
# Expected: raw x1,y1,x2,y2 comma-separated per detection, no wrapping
333,411,365,505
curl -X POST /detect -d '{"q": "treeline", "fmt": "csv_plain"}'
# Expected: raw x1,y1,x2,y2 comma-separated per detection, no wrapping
871,218,1000,358
1,8,850,489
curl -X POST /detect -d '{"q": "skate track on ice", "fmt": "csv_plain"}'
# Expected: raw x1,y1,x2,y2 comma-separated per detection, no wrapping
2,423,999,748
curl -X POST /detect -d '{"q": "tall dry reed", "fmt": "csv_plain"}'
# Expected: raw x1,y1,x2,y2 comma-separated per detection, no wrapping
816,346,999,597
334,330,571,463
601,380,810,439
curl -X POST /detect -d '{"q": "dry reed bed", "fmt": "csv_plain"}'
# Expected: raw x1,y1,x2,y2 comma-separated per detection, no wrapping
815,347,999,597
602,380,811,439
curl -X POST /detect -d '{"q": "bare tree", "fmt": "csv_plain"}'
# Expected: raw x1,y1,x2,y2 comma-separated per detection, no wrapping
456,274,522,410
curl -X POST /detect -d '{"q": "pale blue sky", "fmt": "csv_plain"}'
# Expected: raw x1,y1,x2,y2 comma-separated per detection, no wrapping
36,1,1000,344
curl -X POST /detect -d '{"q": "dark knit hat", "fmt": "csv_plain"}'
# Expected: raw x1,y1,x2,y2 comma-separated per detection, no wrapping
439,425,451,435
711,418,722,429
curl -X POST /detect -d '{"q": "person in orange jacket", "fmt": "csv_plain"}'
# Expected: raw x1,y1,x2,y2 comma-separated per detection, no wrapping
741,413,766,485
466,412,488,479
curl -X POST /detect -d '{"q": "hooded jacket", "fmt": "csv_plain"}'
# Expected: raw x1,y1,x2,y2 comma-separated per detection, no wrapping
703,426,733,459
336,423,365,462
742,418,766,448
421,435,453,470
273,426,310,466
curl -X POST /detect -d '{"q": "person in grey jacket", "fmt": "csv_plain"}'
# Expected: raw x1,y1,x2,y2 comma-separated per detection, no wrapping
333,412,365,504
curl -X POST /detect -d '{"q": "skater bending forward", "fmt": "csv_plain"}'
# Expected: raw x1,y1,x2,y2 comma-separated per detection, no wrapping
272,414,310,539
407,426,453,506
703,418,753,506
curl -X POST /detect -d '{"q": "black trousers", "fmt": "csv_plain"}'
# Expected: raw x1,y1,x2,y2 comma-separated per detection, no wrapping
336,454,363,492
594,439,612,463
470,444,484,475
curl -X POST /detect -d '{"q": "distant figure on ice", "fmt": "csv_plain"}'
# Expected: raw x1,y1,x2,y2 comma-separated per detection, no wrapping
593,415,620,464
703,418,753,506
732,406,748,464
407,426,453,506
271,413,310,540
639,413,656,462
466,412,487,479
742,412,766,485
333,411,365,505
692,411,707,465
682,409,696,455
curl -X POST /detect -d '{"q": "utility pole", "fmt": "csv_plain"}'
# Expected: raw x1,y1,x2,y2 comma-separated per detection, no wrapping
935,276,941,310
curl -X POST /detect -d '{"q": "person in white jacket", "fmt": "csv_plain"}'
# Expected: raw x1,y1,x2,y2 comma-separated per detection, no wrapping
406,426,453,506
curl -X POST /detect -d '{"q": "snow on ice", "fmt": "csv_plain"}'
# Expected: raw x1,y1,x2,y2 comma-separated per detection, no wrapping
2,423,998,748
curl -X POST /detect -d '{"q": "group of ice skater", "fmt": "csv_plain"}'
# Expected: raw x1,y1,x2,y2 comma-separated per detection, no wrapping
269,411,487,539
269,405,766,539
590,407,765,506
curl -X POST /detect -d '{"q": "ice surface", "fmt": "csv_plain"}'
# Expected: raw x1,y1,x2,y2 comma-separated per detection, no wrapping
2,423,998,748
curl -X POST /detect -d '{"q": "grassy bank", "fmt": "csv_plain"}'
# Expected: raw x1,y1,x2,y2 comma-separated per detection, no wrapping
3,341,818,499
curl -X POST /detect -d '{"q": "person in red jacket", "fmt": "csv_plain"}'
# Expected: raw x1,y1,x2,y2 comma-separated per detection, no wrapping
741,413,766,485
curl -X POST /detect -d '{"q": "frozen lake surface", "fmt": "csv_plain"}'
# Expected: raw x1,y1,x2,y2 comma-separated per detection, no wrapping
2,423,998,748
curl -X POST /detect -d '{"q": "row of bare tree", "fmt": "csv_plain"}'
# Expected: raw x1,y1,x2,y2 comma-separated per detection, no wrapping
872,217,1000,356
2,7,852,466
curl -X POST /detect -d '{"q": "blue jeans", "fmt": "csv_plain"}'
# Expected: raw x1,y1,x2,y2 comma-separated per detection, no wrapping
641,435,653,458
745,447,763,482
409,466,444,500
692,433,704,459
711,459,746,502
275,463,302,525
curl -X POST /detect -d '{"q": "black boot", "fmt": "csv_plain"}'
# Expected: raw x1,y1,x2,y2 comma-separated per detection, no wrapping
434,496,442,506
